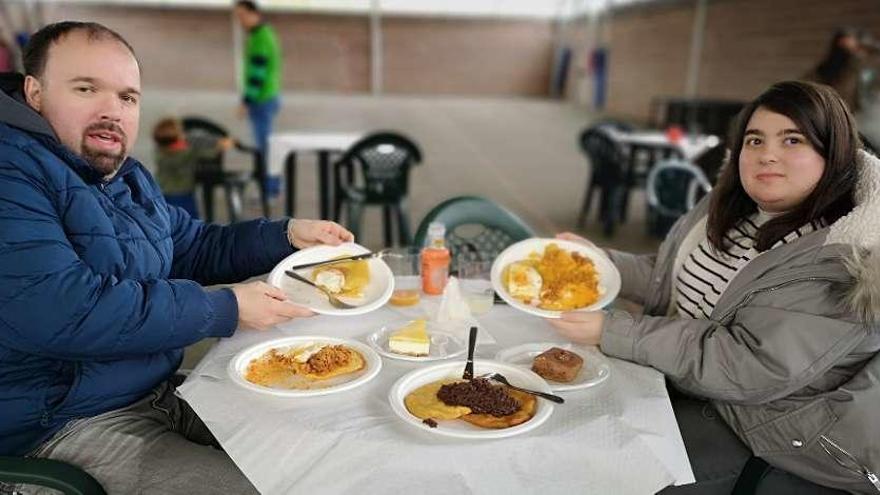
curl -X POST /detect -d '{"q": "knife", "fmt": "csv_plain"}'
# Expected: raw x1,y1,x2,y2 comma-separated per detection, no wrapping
287,252,377,271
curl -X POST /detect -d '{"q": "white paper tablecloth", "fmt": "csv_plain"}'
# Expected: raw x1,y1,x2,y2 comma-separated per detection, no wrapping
179,301,694,495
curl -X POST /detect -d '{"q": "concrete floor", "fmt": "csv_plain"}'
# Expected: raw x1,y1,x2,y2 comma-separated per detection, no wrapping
138,91,663,368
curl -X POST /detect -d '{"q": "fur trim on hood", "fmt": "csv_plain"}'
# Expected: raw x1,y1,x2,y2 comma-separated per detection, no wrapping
827,150,880,324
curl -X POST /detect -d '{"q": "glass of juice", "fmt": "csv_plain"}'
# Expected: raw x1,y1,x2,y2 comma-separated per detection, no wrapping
457,257,494,316
384,248,421,307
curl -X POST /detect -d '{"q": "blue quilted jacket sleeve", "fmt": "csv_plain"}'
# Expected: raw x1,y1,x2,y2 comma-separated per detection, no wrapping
167,206,294,285
0,159,241,360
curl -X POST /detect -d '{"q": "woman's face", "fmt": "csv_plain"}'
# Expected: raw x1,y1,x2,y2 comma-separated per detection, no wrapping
738,107,826,213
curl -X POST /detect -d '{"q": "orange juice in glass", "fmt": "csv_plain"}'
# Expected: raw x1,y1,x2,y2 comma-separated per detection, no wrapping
384,248,421,307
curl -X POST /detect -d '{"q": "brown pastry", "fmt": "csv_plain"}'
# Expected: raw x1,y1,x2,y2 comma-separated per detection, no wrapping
532,347,583,383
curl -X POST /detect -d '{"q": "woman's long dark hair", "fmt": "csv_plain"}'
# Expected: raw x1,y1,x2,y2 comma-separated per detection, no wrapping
707,80,859,252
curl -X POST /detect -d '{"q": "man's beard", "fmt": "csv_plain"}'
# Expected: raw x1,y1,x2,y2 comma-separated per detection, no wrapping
80,122,128,177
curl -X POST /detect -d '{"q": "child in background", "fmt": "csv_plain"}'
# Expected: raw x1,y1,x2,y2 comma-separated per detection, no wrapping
152,118,233,218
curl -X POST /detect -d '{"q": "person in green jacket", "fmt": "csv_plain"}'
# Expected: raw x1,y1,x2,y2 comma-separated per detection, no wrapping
235,0,281,198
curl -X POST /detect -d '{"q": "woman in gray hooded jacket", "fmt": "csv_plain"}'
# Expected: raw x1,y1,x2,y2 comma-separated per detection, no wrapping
552,81,880,494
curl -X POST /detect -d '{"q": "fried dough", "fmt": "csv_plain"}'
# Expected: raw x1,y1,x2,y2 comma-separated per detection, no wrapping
459,388,537,429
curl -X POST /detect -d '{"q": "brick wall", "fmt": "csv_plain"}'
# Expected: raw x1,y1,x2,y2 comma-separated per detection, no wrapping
600,0,880,122
46,4,554,96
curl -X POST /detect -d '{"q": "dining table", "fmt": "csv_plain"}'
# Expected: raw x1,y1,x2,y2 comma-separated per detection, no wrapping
179,294,695,495
600,127,720,223
268,131,364,219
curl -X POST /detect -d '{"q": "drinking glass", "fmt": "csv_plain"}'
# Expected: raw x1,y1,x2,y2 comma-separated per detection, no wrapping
457,258,494,316
384,248,421,307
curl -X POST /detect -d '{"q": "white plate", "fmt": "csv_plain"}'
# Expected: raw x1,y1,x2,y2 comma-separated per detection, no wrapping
490,238,621,319
267,242,394,316
367,320,467,362
228,336,382,397
494,343,611,392
388,360,554,439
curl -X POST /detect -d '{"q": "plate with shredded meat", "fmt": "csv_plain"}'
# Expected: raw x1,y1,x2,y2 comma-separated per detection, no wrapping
491,238,621,319
389,360,554,439
228,336,382,397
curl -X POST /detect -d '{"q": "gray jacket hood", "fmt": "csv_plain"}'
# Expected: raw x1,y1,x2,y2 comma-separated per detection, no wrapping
0,73,58,139
827,150,880,323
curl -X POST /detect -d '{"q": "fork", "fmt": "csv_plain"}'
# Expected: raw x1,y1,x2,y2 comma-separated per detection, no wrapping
481,372,565,404
284,270,358,309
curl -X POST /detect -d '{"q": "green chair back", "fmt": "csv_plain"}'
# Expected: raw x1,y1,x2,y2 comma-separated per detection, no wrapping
0,456,106,495
413,196,535,269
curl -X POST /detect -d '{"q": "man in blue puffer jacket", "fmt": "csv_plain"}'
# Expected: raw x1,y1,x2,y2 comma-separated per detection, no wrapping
0,22,353,493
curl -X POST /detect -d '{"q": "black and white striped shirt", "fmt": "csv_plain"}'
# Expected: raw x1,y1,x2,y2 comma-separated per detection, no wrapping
675,211,821,319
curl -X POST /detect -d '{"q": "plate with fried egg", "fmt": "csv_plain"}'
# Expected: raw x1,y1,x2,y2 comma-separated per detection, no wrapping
490,238,621,319
268,242,394,316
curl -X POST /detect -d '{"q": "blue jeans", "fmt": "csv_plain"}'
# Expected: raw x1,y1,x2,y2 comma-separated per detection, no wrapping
247,97,281,198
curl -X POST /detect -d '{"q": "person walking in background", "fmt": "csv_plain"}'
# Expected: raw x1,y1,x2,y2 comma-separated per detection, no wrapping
152,117,233,218
804,27,879,113
234,0,282,200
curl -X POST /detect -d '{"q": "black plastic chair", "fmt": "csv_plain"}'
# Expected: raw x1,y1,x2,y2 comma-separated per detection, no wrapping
333,132,422,247
0,456,106,494
577,125,629,236
181,117,269,223
413,196,535,273
645,159,712,237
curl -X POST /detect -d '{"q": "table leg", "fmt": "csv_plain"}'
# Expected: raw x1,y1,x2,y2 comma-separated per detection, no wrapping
285,152,297,218
318,151,332,220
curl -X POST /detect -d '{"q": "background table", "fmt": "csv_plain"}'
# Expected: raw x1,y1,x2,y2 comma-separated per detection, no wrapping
268,132,363,219
179,300,695,495
602,128,720,222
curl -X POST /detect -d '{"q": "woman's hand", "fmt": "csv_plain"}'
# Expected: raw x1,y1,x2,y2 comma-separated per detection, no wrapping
287,219,354,249
555,232,599,250
547,311,605,346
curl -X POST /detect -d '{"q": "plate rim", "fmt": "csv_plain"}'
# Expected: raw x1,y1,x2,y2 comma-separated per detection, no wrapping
493,342,611,392
267,242,394,316
366,319,468,362
227,335,383,397
387,359,554,439
490,237,621,319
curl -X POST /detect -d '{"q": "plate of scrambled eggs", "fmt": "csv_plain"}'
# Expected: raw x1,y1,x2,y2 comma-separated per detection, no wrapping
268,242,394,316
490,239,620,318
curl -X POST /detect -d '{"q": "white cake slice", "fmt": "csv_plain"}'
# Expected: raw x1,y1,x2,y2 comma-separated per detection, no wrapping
388,319,430,357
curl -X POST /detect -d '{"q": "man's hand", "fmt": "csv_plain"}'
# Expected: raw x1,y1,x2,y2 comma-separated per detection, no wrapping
237,103,248,120
231,281,314,330
547,311,605,346
287,219,354,249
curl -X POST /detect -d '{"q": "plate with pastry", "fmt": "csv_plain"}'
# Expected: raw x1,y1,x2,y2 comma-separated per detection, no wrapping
228,335,382,397
267,242,394,316
367,318,467,362
490,238,621,319
494,342,610,392
388,360,554,439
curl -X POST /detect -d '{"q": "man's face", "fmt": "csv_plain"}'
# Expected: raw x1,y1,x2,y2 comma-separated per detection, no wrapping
24,31,141,177
234,6,259,29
